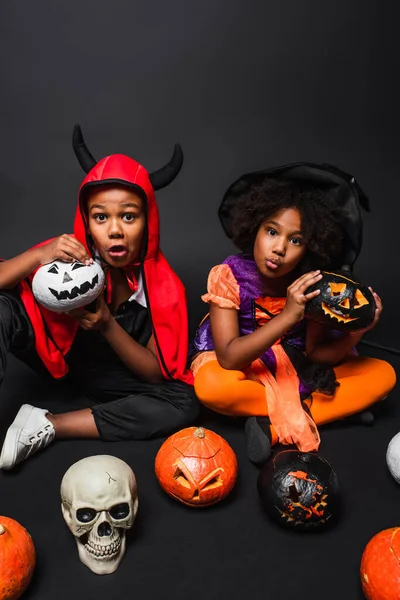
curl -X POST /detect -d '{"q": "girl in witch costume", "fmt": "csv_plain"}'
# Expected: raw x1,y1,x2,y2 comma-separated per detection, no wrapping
190,163,396,465
0,125,199,470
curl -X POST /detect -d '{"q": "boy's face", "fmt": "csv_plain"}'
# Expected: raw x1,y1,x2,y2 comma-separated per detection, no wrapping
86,186,146,267
253,207,306,280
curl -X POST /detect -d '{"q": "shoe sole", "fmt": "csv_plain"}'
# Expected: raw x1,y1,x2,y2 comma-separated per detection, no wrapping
0,404,34,470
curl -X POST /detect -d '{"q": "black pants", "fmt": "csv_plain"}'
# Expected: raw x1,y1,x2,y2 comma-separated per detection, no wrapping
0,291,200,441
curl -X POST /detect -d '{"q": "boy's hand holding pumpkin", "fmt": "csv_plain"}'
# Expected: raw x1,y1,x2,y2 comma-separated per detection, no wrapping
67,292,113,333
38,234,92,265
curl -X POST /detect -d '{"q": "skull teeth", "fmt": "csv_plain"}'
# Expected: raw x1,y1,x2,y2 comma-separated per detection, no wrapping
85,539,122,558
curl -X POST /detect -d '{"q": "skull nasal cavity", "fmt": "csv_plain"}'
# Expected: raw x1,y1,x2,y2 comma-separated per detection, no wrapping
97,521,112,537
63,272,73,283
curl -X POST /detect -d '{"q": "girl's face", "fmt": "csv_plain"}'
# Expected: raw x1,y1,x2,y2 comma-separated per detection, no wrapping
253,207,306,280
86,187,146,267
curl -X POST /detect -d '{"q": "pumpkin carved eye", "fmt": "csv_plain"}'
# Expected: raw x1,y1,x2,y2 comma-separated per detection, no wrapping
329,283,346,295
289,483,301,502
173,467,191,488
71,262,85,271
354,289,369,308
203,475,223,489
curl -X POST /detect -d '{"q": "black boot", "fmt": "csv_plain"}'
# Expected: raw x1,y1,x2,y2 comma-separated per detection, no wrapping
244,416,272,465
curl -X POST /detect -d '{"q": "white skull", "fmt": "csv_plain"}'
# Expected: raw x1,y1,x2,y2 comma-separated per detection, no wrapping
60,455,138,575
32,259,105,312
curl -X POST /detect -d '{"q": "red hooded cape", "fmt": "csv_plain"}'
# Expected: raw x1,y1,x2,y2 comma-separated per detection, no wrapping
18,154,193,385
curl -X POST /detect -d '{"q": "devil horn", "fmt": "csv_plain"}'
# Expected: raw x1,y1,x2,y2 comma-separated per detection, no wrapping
72,124,97,173
149,144,183,191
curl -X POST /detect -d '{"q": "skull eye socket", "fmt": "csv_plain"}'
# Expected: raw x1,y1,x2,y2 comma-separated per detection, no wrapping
329,283,346,295
47,264,59,274
76,507,97,523
109,503,130,520
173,467,191,488
71,262,85,271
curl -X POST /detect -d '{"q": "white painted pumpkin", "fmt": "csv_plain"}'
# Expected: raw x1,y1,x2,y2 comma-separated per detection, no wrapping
32,260,105,312
386,432,400,483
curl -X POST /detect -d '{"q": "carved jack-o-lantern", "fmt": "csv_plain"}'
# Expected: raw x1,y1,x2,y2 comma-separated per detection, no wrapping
360,527,400,599
257,450,341,531
32,260,105,313
305,270,376,332
155,427,238,507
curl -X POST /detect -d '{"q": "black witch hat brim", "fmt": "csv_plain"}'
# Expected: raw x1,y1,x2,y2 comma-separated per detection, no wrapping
218,162,370,269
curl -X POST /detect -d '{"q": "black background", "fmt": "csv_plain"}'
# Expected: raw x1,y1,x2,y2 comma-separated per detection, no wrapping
0,1,399,599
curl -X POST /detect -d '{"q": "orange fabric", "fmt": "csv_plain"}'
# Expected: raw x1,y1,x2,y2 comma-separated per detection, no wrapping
309,356,396,424
191,350,218,378
190,294,287,377
246,349,320,452
201,264,240,309
194,357,396,437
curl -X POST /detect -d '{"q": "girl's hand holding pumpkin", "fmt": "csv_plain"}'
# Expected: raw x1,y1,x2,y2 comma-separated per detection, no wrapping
349,288,383,339
281,270,323,326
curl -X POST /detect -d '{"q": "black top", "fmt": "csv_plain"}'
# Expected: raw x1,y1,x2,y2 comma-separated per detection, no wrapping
67,298,153,400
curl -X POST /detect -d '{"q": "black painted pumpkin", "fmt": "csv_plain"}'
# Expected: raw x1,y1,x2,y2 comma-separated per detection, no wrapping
305,270,376,331
257,450,341,531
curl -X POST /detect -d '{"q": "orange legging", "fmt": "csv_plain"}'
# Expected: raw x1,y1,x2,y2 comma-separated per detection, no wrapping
194,357,396,444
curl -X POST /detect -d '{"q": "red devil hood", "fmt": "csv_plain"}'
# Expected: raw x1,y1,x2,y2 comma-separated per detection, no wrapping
74,154,160,261
18,152,193,385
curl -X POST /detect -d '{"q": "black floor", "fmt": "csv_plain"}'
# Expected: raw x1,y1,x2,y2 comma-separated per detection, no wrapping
0,347,398,600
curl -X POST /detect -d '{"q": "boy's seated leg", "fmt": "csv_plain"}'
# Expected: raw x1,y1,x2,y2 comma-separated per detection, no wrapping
90,379,200,441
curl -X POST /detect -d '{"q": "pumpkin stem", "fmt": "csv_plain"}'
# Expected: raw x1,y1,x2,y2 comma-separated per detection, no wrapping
194,427,205,439
0,524,5,535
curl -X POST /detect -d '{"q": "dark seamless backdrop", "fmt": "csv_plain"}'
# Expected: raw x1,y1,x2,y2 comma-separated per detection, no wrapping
0,1,399,599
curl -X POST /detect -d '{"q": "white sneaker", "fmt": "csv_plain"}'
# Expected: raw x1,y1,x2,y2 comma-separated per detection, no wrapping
0,404,55,470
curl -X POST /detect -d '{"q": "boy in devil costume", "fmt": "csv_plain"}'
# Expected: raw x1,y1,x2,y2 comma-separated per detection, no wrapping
0,125,199,470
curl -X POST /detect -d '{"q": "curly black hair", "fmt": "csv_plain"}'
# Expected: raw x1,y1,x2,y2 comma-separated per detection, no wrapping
228,176,346,273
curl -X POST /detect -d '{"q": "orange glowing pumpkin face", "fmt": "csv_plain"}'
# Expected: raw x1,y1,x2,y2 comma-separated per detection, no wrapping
155,427,238,507
305,270,376,331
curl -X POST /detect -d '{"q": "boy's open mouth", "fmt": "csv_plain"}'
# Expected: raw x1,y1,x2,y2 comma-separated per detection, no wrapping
107,245,128,257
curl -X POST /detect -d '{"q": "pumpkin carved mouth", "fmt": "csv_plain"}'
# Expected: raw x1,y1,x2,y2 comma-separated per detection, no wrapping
320,302,358,323
276,507,331,527
319,280,370,323
49,274,99,301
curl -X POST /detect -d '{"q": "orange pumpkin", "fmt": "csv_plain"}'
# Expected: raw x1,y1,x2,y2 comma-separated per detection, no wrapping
0,516,36,600
360,527,400,599
155,426,238,507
